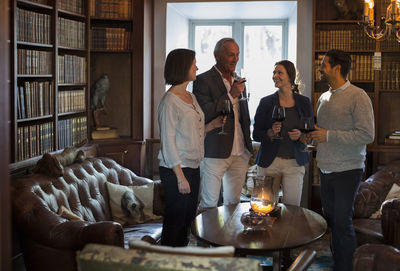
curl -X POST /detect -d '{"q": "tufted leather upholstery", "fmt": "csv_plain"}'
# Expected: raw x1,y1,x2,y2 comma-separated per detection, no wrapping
353,160,400,248
11,157,164,271
353,244,400,271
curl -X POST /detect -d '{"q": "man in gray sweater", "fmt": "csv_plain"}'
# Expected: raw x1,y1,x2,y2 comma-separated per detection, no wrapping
310,49,374,271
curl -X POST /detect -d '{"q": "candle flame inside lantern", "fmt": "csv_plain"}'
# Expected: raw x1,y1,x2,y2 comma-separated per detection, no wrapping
251,201,275,215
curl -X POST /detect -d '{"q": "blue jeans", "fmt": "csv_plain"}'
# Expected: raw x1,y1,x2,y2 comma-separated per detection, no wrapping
159,166,200,247
320,169,363,271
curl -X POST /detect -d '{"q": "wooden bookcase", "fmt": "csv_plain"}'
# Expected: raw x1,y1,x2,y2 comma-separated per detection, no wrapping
310,0,400,211
9,0,152,175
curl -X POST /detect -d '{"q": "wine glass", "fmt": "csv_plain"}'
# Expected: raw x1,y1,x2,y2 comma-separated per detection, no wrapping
300,117,316,152
236,71,249,102
218,99,231,135
271,105,286,140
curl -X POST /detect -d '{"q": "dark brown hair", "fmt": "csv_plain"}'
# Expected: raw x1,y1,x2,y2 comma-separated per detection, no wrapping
275,60,299,93
164,49,195,86
325,49,352,79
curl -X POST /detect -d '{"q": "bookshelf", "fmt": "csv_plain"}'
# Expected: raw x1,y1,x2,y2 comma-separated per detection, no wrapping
10,0,88,162
310,0,400,212
10,0,152,174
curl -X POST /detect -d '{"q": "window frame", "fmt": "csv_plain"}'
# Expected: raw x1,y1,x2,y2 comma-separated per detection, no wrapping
189,19,289,72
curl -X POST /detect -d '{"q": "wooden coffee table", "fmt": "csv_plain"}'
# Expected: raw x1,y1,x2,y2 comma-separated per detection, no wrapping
191,203,327,271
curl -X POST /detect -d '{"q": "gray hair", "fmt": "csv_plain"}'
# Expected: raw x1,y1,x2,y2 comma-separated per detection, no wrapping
213,38,236,59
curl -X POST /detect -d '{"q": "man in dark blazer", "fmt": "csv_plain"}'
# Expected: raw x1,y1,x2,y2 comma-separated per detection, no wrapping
193,38,253,210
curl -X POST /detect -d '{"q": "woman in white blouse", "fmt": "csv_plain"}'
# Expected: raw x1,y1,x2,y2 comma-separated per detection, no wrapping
158,49,225,246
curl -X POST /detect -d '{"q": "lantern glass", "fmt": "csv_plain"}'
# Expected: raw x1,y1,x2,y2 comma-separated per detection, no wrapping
250,176,277,215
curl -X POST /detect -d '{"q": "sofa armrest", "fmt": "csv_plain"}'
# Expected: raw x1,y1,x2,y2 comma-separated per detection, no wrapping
29,219,124,250
381,198,400,248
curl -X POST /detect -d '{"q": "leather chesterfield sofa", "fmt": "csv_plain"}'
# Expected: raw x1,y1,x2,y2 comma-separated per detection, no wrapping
353,160,400,248
11,157,165,271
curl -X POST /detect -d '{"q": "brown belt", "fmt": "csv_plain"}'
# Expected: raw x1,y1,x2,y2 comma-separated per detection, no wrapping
278,156,295,160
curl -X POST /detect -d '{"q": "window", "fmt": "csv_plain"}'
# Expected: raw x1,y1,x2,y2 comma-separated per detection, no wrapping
189,19,288,123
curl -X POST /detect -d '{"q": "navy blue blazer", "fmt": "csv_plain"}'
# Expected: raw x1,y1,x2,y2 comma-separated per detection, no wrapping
252,91,314,168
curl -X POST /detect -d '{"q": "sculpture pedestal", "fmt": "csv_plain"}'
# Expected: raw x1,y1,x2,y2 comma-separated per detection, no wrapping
91,127,119,140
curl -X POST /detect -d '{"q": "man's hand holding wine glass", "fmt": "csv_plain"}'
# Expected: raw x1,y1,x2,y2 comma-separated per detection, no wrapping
310,125,327,143
229,78,246,99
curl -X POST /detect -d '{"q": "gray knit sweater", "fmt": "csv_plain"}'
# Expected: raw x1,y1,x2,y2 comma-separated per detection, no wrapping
316,82,374,172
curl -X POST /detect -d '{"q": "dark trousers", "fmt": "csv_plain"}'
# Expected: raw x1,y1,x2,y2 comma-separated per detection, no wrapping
159,166,200,247
320,168,363,271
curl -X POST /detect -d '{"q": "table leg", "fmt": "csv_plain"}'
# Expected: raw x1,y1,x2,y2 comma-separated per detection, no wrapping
282,249,292,269
272,251,281,271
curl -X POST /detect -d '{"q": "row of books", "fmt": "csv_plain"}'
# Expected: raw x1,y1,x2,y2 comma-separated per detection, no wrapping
59,0,84,15
90,0,132,19
58,17,85,49
315,54,375,82
316,29,375,51
381,35,400,50
58,117,87,149
388,130,400,140
385,130,400,145
29,0,48,4
17,122,54,161
381,62,400,90
17,49,52,75
58,89,86,113
348,54,375,81
58,54,87,84
17,81,53,120
17,8,51,45
91,27,131,50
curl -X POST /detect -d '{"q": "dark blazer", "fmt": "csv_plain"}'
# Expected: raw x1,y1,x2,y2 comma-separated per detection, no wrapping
253,91,313,168
193,66,253,158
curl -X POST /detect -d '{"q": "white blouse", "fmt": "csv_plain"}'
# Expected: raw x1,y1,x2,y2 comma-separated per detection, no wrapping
158,91,205,169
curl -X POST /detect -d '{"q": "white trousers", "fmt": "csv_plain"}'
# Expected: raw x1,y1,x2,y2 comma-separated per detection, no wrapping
198,152,250,210
257,157,305,206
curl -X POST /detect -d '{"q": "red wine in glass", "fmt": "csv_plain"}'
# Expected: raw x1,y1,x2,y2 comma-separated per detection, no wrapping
301,117,316,152
272,105,286,140
218,99,231,135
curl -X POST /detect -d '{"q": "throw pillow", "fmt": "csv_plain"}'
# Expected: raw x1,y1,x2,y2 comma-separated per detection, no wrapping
369,183,400,219
128,238,235,257
58,205,83,221
106,182,161,225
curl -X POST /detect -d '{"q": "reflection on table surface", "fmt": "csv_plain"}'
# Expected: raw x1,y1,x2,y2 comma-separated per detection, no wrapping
192,203,327,254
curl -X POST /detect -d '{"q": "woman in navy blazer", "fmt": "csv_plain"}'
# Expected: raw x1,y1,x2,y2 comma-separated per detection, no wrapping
253,60,314,206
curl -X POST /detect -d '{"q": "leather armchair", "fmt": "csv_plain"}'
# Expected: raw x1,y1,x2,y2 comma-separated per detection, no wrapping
11,157,164,271
353,244,400,271
353,160,400,248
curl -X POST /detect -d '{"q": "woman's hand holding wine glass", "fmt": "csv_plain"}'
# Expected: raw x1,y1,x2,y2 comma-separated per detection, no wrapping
271,105,286,140
218,99,231,135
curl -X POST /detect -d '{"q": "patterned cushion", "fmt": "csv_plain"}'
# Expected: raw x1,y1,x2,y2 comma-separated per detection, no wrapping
77,244,262,271
107,182,161,225
128,238,235,257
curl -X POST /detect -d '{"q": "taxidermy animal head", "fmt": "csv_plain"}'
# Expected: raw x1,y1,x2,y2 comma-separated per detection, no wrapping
334,0,363,20
90,75,110,110
33,139,87,177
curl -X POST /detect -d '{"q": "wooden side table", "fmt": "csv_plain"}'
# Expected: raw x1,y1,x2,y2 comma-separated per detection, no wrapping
192,203,327,271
